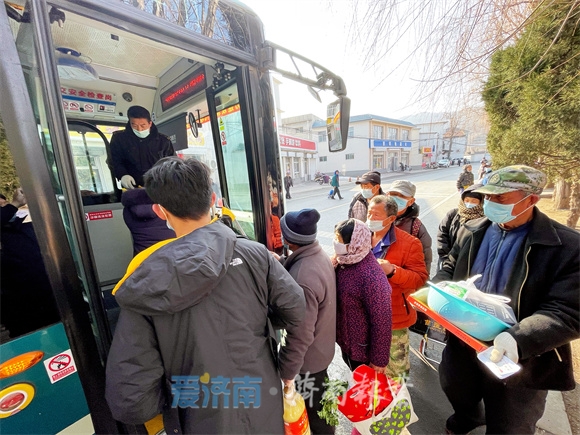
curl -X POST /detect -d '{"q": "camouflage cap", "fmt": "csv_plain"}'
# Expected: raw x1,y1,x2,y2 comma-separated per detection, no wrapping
474,165,547,195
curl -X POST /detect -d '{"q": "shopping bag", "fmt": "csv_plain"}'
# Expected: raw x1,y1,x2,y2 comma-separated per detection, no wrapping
339,365,418,435
337,364,395,422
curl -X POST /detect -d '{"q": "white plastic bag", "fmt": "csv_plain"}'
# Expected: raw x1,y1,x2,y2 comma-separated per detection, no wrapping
353,380,418,435
441,276,517,325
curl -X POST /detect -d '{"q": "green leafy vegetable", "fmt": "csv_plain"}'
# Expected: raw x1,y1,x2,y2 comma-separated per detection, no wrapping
317,377,349,426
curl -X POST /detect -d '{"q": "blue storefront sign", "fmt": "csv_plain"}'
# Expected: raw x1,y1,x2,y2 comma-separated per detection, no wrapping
369,139,412,148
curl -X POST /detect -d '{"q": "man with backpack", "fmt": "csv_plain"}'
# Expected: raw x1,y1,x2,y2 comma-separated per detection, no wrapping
386,180,433,274
348,171,384,221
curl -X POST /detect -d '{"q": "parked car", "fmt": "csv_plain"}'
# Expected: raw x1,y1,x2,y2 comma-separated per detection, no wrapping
438,158,451,168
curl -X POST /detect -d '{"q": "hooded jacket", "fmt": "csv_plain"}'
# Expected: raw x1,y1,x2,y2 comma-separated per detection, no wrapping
395,202,433,275
278,241,336,380
110,122,175,186
105,221,305,433
435,209,580,391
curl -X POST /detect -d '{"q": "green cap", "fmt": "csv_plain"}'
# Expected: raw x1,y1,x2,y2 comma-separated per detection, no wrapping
474,165,547,195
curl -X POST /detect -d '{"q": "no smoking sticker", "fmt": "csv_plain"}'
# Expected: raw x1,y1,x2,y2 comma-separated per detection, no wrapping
43,350,77,384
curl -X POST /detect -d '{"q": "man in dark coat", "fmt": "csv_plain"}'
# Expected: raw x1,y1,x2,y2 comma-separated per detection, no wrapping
278,208,336,434
434,165,579,434
284,171,293,199
105,157,305,434
110,105,175,189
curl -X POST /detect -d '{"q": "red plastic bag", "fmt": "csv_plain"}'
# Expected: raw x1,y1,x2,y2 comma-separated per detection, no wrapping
337,364,399,423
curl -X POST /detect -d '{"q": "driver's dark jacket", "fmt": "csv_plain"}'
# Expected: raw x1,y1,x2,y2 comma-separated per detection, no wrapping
434,209,580,390
110,122,174,186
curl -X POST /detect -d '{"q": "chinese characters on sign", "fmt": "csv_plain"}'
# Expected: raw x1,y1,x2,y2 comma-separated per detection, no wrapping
279,134,316,151
61,86,116,114
370,140,412,149
171,375,261,409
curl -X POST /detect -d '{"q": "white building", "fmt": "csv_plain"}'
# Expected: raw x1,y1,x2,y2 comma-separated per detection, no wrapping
279,114,323,181
312,114,420,176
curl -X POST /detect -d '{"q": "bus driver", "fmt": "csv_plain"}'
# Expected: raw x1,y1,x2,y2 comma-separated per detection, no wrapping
110,105,175,189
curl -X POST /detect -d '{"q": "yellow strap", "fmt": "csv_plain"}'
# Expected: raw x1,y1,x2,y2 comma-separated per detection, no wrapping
112,238,176,295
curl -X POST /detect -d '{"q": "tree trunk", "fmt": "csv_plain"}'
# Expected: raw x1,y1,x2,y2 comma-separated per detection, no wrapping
553,179,570,210
566,182,580,229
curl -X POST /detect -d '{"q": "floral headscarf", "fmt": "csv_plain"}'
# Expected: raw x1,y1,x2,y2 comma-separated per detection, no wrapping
332,219,372,268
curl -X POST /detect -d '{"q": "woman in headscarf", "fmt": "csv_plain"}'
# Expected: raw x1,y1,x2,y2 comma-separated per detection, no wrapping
437,184,485,269
332,218,392,374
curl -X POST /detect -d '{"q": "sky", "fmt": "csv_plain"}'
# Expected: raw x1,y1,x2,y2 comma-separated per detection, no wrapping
242,0,431,121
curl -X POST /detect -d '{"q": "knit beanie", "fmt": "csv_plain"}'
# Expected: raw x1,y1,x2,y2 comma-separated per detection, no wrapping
280,208,320,245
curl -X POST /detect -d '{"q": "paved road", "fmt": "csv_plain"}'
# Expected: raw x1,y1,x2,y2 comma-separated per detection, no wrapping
282,160,570,434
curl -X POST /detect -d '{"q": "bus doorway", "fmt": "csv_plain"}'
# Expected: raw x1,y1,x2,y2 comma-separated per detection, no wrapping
1,0,350,432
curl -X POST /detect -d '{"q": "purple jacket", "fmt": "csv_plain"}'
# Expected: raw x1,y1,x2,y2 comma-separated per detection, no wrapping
121,189,175,256
335,252,393,367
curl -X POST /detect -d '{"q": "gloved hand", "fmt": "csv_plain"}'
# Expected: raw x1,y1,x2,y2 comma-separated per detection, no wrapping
120,175,136,189
489,332,519,363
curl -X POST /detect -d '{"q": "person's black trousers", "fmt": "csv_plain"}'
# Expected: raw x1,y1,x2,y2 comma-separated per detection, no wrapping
296,368,335,434
439,335,548,434
330,187,342,199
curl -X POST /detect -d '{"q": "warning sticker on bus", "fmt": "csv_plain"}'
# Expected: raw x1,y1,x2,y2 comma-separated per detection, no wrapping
86,210,113,221
43,350,78,384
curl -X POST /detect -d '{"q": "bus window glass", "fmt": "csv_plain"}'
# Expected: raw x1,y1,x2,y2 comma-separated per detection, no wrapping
214,82,255,239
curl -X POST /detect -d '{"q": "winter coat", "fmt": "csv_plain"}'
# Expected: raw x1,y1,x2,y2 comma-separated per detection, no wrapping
278,241,336,379
110,122,175,187
121,188,175,255
105,221,305,433
284,175,293,190
374,226,429,329
348,188,385,222
435,209,580,391
335,252,392,367
330,173,340,187
456,169,474,190
395,203,433,275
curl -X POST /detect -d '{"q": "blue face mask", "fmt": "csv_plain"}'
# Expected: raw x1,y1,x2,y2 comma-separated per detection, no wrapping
133,128,150,139
464,202,478,209
361,188,374,199
391,196,409,212
483,194,531,224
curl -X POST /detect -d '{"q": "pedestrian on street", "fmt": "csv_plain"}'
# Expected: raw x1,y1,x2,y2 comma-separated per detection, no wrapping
284,171,293,199
277,208,337,434
329,170,343,200
105,157,305,434
348,171,384,222
456,164,475,194
386,180,433,275
436,184,485,269
367,195,428,381
333,218,392,374
435,165,580,435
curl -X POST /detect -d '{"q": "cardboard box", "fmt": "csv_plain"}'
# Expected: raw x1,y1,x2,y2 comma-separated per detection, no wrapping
408,288,488,352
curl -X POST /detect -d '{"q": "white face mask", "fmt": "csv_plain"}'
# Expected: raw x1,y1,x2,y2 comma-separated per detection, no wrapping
159,206,175,231
361,188,374,199
133,128,150,139
366,219,385,232
333,240,348,255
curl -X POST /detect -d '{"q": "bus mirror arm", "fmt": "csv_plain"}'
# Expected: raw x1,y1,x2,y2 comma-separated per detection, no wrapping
261,41,347,97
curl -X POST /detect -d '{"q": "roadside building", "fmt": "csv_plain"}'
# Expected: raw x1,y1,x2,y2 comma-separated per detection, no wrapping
313,114,420,176
279,114,323,181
